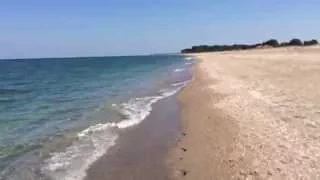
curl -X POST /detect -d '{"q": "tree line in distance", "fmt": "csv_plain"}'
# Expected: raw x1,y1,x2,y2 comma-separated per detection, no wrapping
181,39,319,53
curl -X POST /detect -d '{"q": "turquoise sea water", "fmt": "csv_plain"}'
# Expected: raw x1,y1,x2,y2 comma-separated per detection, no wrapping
0,55,193,180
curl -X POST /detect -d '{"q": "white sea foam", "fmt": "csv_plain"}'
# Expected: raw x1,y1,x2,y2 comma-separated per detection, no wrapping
185,62,193,65
43,127,117,180
184,57,193,60
174,68,185,72
171,80,189,87
43,84,187,180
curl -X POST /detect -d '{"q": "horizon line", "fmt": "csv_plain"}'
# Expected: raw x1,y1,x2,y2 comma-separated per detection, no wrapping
0,52,180,61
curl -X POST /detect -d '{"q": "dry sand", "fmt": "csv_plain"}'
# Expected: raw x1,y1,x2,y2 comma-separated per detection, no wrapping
168,46,320,180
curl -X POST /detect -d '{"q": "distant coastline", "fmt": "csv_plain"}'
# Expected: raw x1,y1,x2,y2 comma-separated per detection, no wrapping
181,38,319,53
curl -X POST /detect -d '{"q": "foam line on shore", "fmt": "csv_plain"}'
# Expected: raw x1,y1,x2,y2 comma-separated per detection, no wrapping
42,83,187,180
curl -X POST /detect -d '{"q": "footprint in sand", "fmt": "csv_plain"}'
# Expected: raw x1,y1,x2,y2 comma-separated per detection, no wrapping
179,169,189,176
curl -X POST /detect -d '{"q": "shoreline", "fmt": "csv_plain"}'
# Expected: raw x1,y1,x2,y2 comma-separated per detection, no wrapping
84,57,193,180
167,58,239,179
169,47,320,179
85,92,181,180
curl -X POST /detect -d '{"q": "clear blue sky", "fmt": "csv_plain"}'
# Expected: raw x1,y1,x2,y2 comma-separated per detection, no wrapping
1,0,320,59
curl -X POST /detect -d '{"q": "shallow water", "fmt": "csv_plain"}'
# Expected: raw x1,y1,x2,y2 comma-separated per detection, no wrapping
0,55,193,180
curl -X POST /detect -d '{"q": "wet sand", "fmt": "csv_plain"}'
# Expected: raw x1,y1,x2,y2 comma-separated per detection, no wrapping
85,93,181,180
169,46,320,179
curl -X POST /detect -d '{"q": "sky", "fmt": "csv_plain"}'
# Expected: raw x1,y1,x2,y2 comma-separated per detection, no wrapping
0,0,320,59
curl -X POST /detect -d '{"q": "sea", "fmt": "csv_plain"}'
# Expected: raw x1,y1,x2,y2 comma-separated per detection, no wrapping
0,55,193,180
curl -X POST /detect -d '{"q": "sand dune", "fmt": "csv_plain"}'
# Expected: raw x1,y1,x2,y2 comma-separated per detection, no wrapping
169,46,320,180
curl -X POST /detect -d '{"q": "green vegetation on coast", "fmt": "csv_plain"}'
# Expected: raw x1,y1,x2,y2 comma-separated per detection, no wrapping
181,39,319,53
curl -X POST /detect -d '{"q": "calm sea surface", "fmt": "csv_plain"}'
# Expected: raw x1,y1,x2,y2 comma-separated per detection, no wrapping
0,55,193,180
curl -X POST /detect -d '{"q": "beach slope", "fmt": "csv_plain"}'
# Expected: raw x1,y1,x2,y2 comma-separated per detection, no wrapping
169,46,320,179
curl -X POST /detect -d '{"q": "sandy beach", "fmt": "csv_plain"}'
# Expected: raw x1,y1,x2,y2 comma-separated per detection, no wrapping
169,46,320,179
